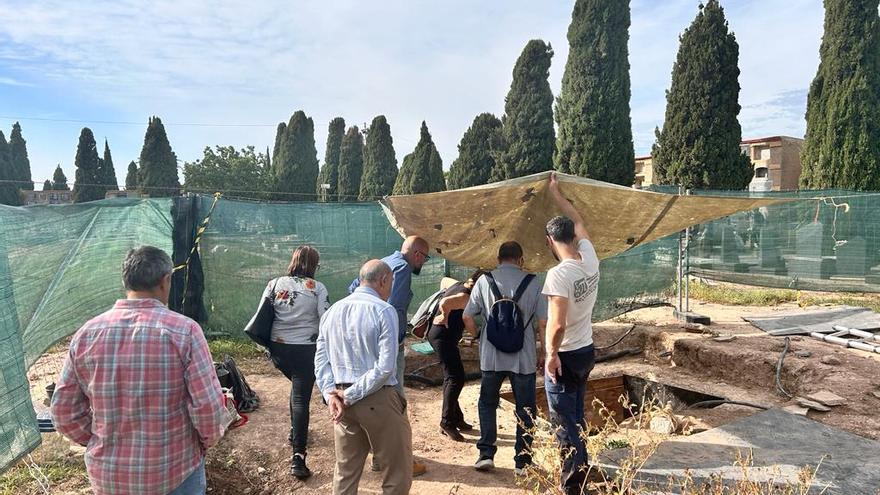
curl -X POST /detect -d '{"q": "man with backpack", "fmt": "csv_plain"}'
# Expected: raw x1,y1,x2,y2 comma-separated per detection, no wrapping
462,241,547,476
543,172,600,494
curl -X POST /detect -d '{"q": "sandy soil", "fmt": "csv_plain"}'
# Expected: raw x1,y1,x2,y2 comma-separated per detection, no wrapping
21,300,880,494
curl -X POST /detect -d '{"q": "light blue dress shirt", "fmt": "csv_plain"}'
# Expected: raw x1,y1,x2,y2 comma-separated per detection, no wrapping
314,286,400,405
348,251,413,343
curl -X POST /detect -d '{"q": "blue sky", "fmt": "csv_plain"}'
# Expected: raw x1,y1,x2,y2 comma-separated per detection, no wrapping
0,0,824,188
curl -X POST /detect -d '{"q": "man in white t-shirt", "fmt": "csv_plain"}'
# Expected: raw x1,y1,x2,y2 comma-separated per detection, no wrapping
542,172,600,495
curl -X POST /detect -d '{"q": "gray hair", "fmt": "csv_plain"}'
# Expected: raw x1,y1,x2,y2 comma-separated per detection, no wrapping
122,246,173,291
546,216,576,243
359,259,391,284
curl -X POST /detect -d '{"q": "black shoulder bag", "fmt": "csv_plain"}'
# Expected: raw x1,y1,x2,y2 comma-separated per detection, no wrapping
244,279,279,348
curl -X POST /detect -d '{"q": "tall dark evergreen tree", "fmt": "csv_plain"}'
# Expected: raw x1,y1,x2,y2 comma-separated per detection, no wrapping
98,139,118,192
52,165,69,191
318,117,345,201
359,115,398,200
492,40,555,182
273,111,319,200
73,128,105,203
0,132,18,205
138,117,180,197
42,179,52,190
125,161,138,190
394,122,445,194
555,0,635,185
9,122,32,190
652,0,752,190
336,126,365,202
271,122,287,176
801,0,880,190
448,113,502,189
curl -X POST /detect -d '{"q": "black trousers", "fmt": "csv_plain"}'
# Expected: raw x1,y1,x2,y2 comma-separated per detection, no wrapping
427,323,466,428
268,342,316,454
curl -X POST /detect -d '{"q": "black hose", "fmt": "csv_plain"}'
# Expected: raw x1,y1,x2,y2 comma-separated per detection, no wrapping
775,337,794,399
690,399,768,410
595,348,641,363
595,324,637,350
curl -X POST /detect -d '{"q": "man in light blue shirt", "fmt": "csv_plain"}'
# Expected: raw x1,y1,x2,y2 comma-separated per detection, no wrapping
315,260,413,495
346,236,430,477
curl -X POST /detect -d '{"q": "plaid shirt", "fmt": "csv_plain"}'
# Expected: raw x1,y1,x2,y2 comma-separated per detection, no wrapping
51,298,228,495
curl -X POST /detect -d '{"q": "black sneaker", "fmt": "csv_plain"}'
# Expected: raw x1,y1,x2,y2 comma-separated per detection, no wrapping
441,424,465,442
290,452,312,479
456,420,474,432
474,455,494,471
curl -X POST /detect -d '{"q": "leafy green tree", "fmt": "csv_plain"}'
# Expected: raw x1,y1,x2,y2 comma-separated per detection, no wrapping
448,113,502,189
183,146,270,199
336,126,365,201
9,122,32,190
73,128,105,203
125,161,138,190
0,132,19,205
555,0,635,185
492,40,555,182
394,122,445,194
652,0,752,190
273,111,319,200
317,117,345,201
98,139,118,192
52,165,69,191
138,117,180,197
360,115,398,200
801,0,880,190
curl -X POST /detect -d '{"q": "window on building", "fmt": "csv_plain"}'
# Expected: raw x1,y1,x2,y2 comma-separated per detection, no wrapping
754,167,769,178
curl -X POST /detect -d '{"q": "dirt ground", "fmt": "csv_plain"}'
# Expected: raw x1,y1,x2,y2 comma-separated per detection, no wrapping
19,299,880,494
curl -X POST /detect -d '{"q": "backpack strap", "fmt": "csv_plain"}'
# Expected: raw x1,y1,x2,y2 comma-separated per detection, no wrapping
512,274,536,303
484,272,503,301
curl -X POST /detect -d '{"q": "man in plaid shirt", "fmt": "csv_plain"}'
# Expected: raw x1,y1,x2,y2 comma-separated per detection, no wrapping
52,246,228,495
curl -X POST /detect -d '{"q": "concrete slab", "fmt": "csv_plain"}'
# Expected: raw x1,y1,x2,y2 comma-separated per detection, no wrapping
597,408,880,494
743,306,880,336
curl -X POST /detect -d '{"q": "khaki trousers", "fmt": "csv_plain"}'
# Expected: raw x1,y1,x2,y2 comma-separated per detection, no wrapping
333,387,413,495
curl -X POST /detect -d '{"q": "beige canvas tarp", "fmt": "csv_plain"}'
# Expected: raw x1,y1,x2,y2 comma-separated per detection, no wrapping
380,172,790,272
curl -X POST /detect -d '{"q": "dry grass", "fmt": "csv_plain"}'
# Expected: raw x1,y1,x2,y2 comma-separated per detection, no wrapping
517,394,825,495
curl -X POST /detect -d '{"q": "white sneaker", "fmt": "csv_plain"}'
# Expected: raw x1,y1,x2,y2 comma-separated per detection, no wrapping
514,466,527,477
474,456,494,471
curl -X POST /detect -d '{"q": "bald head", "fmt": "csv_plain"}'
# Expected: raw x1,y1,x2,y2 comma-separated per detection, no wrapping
401,236,430,274
359,259,393,301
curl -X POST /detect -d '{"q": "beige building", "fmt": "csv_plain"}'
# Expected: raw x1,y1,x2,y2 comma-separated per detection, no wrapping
634,155,654,189
632,135,804,191
106,189,148,199
740,136,804,191
23,189,73,205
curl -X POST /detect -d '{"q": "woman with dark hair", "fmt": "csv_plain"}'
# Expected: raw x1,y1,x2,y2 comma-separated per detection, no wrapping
427,269,487,442
256,245,329,479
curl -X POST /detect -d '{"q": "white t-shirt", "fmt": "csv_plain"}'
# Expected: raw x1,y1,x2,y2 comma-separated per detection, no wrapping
542,239,600,352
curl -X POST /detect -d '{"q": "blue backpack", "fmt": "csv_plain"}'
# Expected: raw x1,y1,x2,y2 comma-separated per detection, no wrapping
484,273,535,353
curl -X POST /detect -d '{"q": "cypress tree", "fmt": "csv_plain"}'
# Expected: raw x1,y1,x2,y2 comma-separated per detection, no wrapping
73,128,105,203
317,117,345,201
273,111,319,200
652,0,752,190
42,179,52,190
9,122,32,190
359,115,399,200
271,122,287,177
801,0,880,190
0,132,18,205
448,113,503,189
492,40,555,182
52,165,69,191
99,139,118,192
393,153,415,195
555,0,635,185
395,121,445,194
138,117,180,197
125,161,138,190
336,126,365,202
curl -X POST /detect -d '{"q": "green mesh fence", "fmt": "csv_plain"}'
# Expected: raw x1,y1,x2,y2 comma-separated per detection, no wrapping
3,189,879,474
0,198,172,473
